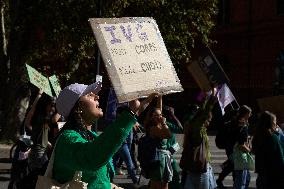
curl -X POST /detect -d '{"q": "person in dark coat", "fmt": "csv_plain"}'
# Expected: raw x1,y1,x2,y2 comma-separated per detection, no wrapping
252,111,284,189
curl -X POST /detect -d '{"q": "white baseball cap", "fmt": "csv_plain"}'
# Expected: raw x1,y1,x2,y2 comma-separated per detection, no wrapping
56,81,102,117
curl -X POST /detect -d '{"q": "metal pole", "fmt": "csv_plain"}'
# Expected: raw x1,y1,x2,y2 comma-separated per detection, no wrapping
96,0,102,75
247,0,252,104
94,0,102,132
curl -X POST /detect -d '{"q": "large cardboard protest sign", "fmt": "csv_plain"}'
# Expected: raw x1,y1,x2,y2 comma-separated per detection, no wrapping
26,64,53,97
257,95,284,124
89,17,183,102
49,75,61,97
187,47,229,91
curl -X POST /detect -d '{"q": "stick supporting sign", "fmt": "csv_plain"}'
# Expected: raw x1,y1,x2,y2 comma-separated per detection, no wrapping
89,17,183,102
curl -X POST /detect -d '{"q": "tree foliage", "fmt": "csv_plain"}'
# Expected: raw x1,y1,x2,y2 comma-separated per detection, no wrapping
13,0,218,81
106,0,218,65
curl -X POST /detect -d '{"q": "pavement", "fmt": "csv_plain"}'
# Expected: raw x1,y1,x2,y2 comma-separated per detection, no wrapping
0,144,12,189
0,133,257,189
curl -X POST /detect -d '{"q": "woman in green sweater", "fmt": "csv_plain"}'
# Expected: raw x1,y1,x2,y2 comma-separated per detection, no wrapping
53,82,144,189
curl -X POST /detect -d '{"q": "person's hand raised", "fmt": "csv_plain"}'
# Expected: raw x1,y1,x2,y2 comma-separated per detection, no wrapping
38,89,44,97
129,99,141,115
160,117,167,125
148,92,159,99
165,106,175,115
135,92,160,115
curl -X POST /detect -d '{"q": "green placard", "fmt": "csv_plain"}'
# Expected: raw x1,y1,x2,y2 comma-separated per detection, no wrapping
26,64,53,97
49,75,61,97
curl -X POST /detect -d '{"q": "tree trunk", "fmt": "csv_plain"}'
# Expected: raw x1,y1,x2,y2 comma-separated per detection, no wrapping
0,87,30,142
1,0,7,55
0,37,31,141
0,0,8,137
0,28,31,141
0,0,31,142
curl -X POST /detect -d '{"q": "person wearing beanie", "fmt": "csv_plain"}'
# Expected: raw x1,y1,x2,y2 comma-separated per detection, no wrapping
50,81,149,189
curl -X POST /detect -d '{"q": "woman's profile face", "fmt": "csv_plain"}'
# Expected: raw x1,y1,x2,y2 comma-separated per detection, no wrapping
244,111,252,121
151,109,163,123
272,117,277,131
46,101,56,115
79,92,103,122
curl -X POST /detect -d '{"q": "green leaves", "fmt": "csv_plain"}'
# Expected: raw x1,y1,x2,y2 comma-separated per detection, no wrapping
106,0,218,64
7,0,218,82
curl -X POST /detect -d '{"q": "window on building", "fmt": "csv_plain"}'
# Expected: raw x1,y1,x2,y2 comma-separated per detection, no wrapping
277,0,284,15
217,0,230,25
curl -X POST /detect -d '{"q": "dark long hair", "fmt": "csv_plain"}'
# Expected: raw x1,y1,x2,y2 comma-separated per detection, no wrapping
252,111,276,153
58,100,95,141
31,93,54,126
143,107,160,135
236,105,252,121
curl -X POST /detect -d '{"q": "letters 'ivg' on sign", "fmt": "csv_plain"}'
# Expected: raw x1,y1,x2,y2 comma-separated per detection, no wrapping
104,24,148,44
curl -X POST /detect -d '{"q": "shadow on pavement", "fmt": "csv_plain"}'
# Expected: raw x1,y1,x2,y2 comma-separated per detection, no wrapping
0,169,10,174
116,183,148,189
0,158,11,163
0,176,10,181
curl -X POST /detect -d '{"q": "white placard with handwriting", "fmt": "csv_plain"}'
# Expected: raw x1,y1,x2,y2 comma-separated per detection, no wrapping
89,17,183,102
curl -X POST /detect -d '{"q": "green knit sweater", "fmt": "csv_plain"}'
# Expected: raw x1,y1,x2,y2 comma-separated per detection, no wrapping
52,111,136,189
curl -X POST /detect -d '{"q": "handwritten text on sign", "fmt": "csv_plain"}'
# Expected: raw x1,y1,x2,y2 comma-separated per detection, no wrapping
90,18,183,102
49,75,61,97
26,64,53,97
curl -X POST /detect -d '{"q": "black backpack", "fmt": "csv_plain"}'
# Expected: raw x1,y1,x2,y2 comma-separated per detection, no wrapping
215,121,232,149
137,134,160,178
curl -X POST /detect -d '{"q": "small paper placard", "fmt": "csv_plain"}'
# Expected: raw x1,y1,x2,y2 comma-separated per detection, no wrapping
49,75,61,97
26,64,53,97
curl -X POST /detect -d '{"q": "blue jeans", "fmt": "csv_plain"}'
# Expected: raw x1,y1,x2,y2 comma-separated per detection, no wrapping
126,130,133,149
113,143,137,184
234,170,250,189
184,163,216,189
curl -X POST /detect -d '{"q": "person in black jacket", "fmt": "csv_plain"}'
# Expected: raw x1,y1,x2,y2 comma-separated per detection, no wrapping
216,105,252,188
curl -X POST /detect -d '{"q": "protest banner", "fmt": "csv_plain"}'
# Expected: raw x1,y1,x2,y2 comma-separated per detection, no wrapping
48,75,61,97
187,60,212,92
257,95,284,124
187,47,229,92
217,83,237,115
89,17,183,102
26,64,53,97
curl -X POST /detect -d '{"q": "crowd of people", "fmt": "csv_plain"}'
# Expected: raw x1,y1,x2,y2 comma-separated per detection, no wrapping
7,82,284,189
